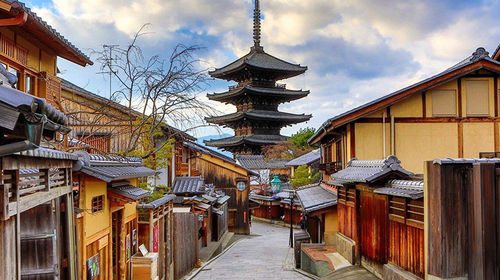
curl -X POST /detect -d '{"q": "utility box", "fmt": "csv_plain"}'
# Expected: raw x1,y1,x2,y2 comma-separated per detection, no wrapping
131,252,159,280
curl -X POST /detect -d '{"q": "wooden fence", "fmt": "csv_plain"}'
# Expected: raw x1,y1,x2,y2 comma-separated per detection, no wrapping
426,160,500,279
173,212,199,280
212,203,228,242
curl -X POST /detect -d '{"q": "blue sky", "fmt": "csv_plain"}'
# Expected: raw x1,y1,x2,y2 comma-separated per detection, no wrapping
27,0,500,139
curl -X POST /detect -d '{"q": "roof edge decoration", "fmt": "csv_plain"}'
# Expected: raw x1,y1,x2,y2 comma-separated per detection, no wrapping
206,110,311,125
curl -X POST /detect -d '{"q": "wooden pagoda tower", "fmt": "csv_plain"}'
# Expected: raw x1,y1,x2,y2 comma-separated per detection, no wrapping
205,0,311,155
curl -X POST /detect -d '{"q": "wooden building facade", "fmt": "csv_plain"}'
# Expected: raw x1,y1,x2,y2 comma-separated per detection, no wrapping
310,47,500,177
72,152,154,280
179,141,256,234
137,195,175,280
330,156,418,278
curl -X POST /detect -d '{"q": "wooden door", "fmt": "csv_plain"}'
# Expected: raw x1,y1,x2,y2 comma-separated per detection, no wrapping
20,201,58,280
360,191,388,263
111,210,122,280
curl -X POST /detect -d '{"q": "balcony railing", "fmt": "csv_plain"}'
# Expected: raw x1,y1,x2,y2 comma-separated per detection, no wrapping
319,161,343,174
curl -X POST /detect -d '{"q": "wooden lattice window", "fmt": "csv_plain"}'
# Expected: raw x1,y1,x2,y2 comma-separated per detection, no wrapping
91,195,104,213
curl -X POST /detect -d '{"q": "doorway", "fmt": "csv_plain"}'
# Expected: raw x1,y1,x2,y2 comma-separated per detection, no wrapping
112,209,123,279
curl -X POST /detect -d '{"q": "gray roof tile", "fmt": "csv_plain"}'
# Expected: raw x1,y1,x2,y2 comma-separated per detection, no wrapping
373,179,424,199
172,176,205,194
138,194,176,209
330,156,413,185
205,134,288,148
296,184,337,213
286,149,320,167
236,155,288,170
108,181,150,200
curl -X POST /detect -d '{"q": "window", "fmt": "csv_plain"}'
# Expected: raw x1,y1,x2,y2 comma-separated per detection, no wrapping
465,80,489,116
91,195,104,213
432,90,457,116
7,66,19,89
25,73,34,95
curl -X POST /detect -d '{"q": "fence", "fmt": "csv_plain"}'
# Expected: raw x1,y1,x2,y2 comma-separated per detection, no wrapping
173,212,199,280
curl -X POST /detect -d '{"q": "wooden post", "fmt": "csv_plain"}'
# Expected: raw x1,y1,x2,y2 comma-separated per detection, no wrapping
469,163,497,279
425,161,469,279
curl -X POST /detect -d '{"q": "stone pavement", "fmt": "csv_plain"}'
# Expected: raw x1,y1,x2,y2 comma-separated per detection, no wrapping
192,221,311,280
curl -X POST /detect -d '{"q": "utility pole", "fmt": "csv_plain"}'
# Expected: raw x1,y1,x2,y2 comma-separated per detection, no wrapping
97,44,119,99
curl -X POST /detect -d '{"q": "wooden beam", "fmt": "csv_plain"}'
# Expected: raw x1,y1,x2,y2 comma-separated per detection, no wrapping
422,92,427,118
458,122,464,158
350,123,355,159
458,78,463,118
494,76,498,117
7,185,71,217
495,122,499,152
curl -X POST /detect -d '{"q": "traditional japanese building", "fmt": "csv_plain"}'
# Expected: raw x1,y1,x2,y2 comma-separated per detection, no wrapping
205,0,311,155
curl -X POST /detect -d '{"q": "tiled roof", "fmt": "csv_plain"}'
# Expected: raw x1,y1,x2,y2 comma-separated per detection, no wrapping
296,184,337,213
0,82,68,129
205,134,288,149
216,195,230,205
73,151,156,182
209,48,307,79
172,176,205,194
249,193,278,201
11,1,92,66
138,194,176,209
206,110,311,125
207,85,309,103
236,155,288,170
309,47,500,144
373,180,424,199
286,149,320,167
16,147,78,160
330,156,413,185
108,181,150,200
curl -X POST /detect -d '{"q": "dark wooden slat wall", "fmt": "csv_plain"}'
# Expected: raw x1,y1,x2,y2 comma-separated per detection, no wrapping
426,160,500,279
173,212,198,280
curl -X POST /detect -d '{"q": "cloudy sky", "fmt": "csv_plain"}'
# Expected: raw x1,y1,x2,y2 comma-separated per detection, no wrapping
26,0,500,138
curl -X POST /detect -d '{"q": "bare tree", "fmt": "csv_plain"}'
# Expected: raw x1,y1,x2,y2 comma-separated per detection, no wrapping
63,25,216,162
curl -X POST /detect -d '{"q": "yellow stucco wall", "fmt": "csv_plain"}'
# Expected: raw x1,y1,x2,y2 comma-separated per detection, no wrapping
463,122,494,158
365,109,385,118
83,177,110,238
390,94,423,118
354,123,390,160
395,123,458,173
324,208,338,246
124,202,137,220
40,50,56,75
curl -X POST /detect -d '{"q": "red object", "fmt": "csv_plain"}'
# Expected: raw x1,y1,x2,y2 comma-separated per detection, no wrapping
153,224,159,252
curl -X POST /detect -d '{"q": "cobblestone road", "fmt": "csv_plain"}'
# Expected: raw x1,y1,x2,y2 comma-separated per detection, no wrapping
192,221,310,280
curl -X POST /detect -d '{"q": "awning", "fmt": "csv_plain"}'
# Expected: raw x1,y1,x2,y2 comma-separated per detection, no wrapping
108,182,150,200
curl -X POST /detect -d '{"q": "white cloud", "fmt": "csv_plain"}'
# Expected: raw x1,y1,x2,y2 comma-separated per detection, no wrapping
29,0,500,138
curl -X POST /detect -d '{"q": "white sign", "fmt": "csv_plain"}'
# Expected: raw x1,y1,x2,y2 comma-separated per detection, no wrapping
236,181,246,191
139,244,148,256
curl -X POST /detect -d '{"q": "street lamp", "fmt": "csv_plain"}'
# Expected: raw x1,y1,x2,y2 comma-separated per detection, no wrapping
288,190,295,248
270,174,282,193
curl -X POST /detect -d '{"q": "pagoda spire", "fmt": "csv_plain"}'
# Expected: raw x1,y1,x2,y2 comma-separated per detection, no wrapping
253,0,262,50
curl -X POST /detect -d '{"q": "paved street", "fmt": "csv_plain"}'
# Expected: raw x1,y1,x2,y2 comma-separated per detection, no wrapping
192,221,311,280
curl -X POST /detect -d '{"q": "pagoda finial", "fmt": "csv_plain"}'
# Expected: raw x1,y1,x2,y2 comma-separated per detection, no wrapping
253,0,262,50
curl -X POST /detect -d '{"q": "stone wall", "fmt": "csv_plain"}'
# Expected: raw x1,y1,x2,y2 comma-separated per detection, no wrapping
335,232,356,264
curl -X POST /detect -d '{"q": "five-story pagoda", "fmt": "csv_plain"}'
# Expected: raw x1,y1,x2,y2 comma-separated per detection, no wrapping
205,0,311,155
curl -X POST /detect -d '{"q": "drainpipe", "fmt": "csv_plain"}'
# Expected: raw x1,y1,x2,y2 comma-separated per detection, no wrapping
0,140,35,157
390,114,395,155
383,111,386,157
0,4,27,27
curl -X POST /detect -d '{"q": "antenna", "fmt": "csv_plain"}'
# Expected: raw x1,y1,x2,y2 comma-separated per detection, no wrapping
97,44,119,99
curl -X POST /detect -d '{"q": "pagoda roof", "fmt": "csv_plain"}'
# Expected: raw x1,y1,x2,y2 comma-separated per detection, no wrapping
206,110,311,126
207,85,309,103
204,134,287,148
209,48,307,80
